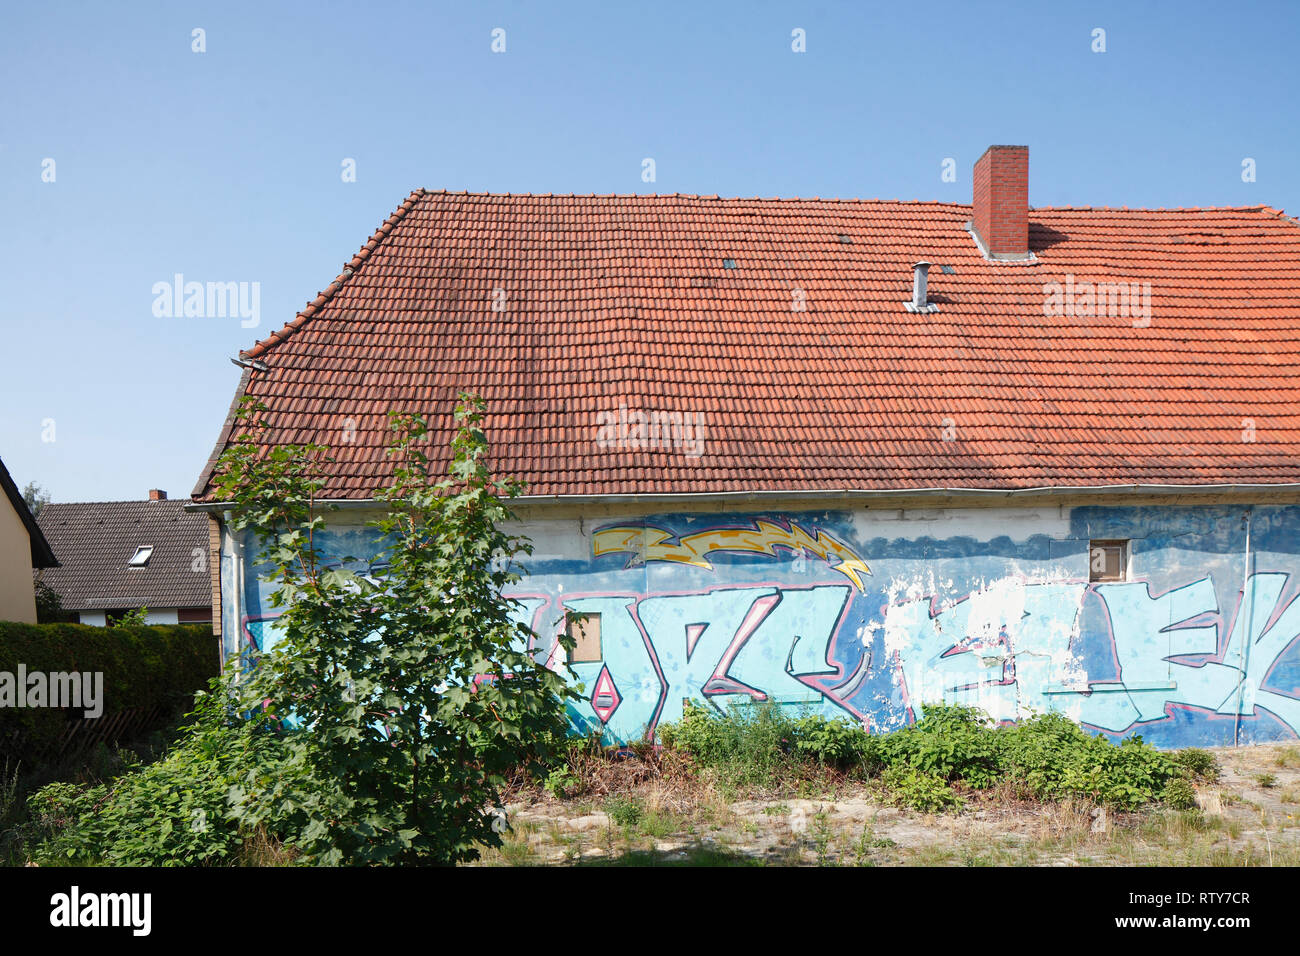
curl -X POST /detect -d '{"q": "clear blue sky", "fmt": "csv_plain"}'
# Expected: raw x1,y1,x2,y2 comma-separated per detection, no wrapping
2,0,1296,503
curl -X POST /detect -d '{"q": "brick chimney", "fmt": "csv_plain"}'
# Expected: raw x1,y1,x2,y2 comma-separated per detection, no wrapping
971,145,1029,259
148,489,167,501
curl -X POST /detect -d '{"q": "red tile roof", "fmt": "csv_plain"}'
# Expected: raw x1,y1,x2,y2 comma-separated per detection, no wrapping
193,191,1300,501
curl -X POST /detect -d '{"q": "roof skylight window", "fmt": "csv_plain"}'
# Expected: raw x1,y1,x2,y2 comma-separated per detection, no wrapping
128,546,154,567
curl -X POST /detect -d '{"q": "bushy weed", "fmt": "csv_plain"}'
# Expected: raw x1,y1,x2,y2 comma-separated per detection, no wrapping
659,701,1197,813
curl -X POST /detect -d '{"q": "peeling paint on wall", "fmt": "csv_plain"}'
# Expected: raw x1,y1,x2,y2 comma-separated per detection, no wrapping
224,505,1300,748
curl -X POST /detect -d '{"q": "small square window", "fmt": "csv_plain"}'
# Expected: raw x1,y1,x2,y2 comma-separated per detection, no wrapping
722,258,737,269
128,546,154,567
567,613,602,663
1089,540,1128,582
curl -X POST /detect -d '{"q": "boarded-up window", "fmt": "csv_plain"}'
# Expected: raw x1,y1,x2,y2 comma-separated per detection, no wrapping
567,613,602,662
1089,540,1128,582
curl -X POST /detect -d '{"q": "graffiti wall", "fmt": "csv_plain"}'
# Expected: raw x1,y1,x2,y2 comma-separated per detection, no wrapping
224,503,1300,748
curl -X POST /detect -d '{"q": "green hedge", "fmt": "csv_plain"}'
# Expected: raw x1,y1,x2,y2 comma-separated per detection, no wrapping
0,622,219,767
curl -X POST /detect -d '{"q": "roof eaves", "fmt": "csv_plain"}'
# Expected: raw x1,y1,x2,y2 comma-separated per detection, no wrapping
512,482,1300,504
0,456,57,567
183,481,1300,512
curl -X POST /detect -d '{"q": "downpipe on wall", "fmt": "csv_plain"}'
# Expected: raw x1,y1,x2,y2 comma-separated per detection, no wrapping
1234,506,1254,748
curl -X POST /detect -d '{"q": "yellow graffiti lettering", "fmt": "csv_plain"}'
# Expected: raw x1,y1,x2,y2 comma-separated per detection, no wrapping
592,520,871,592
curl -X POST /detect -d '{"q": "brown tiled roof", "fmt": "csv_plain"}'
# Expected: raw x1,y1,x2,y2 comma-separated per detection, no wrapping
194,191,1300,500
36,500,211,611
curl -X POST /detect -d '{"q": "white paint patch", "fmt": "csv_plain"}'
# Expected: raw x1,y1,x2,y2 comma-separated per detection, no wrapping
964,576,1025,646
850,506,1073,542
512,518,596,562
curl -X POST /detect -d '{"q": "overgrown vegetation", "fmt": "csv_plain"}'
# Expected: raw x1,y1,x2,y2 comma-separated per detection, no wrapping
18,395,576,866
0,621,217,769
21,676,294,866
108,606,150,628
32,577,74,624
21,481,49,517
655,702,1212,812
1174,747,1220,783
1,718,196,864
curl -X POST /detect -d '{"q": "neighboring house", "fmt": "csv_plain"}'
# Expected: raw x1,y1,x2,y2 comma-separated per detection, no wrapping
0,456,57,623
37,491,213,626
192,145,1300,748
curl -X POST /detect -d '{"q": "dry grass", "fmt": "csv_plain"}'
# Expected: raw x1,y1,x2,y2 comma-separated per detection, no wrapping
1275,746,1300,770
1034,797,1098,841
238,825,299,866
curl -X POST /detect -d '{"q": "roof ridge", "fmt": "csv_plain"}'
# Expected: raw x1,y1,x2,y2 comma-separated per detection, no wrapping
417,189,972,206
239,188,427,361
401,191,1284,215
41,498,192,508
1034,203,1274,214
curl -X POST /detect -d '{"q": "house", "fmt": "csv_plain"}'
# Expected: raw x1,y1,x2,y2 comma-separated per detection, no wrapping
0,456,57,623
191,146,1300,748
36,491,214,626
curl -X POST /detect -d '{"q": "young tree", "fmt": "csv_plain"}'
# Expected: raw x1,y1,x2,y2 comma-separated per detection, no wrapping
21,481,50,517
213,394,576,865
108,606,149,627
33,576,72,623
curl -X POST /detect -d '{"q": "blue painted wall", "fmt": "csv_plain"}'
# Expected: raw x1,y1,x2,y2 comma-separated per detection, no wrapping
226,503,1300,748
